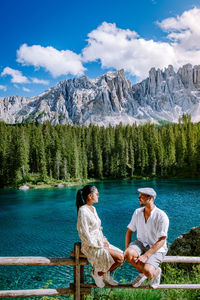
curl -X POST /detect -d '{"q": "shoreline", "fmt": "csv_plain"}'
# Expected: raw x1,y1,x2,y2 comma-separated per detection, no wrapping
1,174,200,190
18,178,97,190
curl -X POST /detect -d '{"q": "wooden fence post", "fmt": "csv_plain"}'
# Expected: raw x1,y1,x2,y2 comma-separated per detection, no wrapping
74,243,81,300
80,265,84,300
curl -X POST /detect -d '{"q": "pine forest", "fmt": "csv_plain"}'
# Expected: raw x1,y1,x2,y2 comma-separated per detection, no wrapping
0,114,199,188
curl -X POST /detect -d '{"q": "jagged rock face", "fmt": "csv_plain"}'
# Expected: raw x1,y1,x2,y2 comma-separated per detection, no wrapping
193,65,200,89
1,64,200,126
133,64,199,115
168,226,200,257
167,226,200,270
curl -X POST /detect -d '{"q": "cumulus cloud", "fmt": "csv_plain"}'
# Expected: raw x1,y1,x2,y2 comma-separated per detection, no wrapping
82,8,200,79
157,7,200,68
82,22,176,79
22,87,31,92
1,67,49,87
157,7,200,50
11,7,200,81
0,85,7,91
1,67,29,83
17,44,86,77
31,77,49,85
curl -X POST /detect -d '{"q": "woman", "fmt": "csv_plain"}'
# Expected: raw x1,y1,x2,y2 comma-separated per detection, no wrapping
76,185,124,288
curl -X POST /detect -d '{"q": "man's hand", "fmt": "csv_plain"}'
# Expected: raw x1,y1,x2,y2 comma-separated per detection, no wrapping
135,254,148,264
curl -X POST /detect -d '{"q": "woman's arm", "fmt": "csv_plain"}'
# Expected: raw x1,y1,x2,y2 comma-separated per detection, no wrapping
93,207,109,248
77,210,103,248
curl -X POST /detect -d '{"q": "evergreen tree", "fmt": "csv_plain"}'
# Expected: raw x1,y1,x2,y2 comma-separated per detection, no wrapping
1,117,200,187
165,125,176,174
115,125,127,178
0,122,8,187
128,140,135,177
176,128,187,168
93,128,103,178
37,125,47,181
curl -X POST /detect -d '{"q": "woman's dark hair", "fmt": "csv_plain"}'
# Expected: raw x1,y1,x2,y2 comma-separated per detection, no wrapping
76,185,97,213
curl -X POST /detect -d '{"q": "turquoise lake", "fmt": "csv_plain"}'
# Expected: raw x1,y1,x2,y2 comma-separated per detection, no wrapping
0,179,200,292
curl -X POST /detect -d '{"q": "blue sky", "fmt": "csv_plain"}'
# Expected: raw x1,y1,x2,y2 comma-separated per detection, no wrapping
0,0,200,97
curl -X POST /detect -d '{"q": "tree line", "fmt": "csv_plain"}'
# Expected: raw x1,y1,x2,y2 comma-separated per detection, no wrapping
0,114,199,187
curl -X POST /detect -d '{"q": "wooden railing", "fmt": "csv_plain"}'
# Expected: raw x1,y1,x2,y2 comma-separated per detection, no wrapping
0,242,200,299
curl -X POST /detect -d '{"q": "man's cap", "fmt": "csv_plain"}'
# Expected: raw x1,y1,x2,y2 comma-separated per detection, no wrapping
138,188,156,199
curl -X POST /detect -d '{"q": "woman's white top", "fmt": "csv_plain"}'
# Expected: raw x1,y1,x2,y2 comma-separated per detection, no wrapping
77,205,115,272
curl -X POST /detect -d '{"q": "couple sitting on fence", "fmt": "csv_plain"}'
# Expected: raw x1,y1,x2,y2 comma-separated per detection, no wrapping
76,185,169,289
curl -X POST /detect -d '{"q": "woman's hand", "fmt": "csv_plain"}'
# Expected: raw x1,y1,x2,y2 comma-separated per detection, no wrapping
103,241,110,249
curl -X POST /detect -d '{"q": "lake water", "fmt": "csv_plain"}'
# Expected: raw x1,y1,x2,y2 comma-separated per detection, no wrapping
0,179,200,292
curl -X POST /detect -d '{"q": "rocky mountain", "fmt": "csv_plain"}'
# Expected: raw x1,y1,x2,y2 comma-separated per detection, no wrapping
1,64,200,126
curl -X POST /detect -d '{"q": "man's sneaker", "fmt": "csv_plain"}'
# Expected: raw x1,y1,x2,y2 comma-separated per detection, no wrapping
132,273,147,287
150,267,161,289
103,272,118,286
91,271,105,288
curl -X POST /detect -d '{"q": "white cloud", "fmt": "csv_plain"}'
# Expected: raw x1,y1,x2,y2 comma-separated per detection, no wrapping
22,87,31,92
82,8,200,80
31,77,49,85
17,44,86,77
82,22,176,79
157,7,200,69
0,85,7,91
1,67,29,83
6,7,200,83
157,7,200,50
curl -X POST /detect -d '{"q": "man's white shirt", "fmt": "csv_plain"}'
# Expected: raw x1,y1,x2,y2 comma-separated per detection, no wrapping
127,206,169,253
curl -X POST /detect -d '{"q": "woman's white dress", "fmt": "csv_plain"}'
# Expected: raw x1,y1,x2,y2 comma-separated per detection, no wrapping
77,205,121,272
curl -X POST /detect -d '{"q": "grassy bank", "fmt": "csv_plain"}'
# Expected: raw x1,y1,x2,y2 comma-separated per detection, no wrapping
41,265,200,300
5,173,200,190
84,265,200,300
7,173,98,189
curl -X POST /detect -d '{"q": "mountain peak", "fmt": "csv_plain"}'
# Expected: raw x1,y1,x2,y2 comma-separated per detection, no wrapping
103,69,125,79
1,64,200,126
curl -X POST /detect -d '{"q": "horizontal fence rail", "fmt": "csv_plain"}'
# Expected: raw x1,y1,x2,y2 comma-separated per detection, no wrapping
0,288,91,298
163,256,200,263
1,256,199,265
0,243,199,299
79,283,200,290
1,284,200,298
0,257,88,265
70,251,200,263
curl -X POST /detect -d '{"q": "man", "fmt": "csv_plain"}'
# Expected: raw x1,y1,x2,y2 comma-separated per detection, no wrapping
124,187,169,288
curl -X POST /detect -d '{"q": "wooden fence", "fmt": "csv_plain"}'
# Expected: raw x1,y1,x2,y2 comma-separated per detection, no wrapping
0,242,200,299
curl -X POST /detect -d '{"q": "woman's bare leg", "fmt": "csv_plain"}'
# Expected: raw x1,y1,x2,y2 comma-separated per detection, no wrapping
98,248,124,276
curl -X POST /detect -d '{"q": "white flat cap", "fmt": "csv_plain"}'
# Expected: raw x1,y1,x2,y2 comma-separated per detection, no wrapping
138,187,157,199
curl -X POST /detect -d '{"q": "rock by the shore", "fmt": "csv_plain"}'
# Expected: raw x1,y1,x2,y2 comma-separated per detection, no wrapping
57,183,64,188
168,226,200,269
168,226,200,256
19,185,30,191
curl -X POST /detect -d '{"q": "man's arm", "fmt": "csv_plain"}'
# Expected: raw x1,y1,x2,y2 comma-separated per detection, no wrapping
135,236,166,264
125,228,133,250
